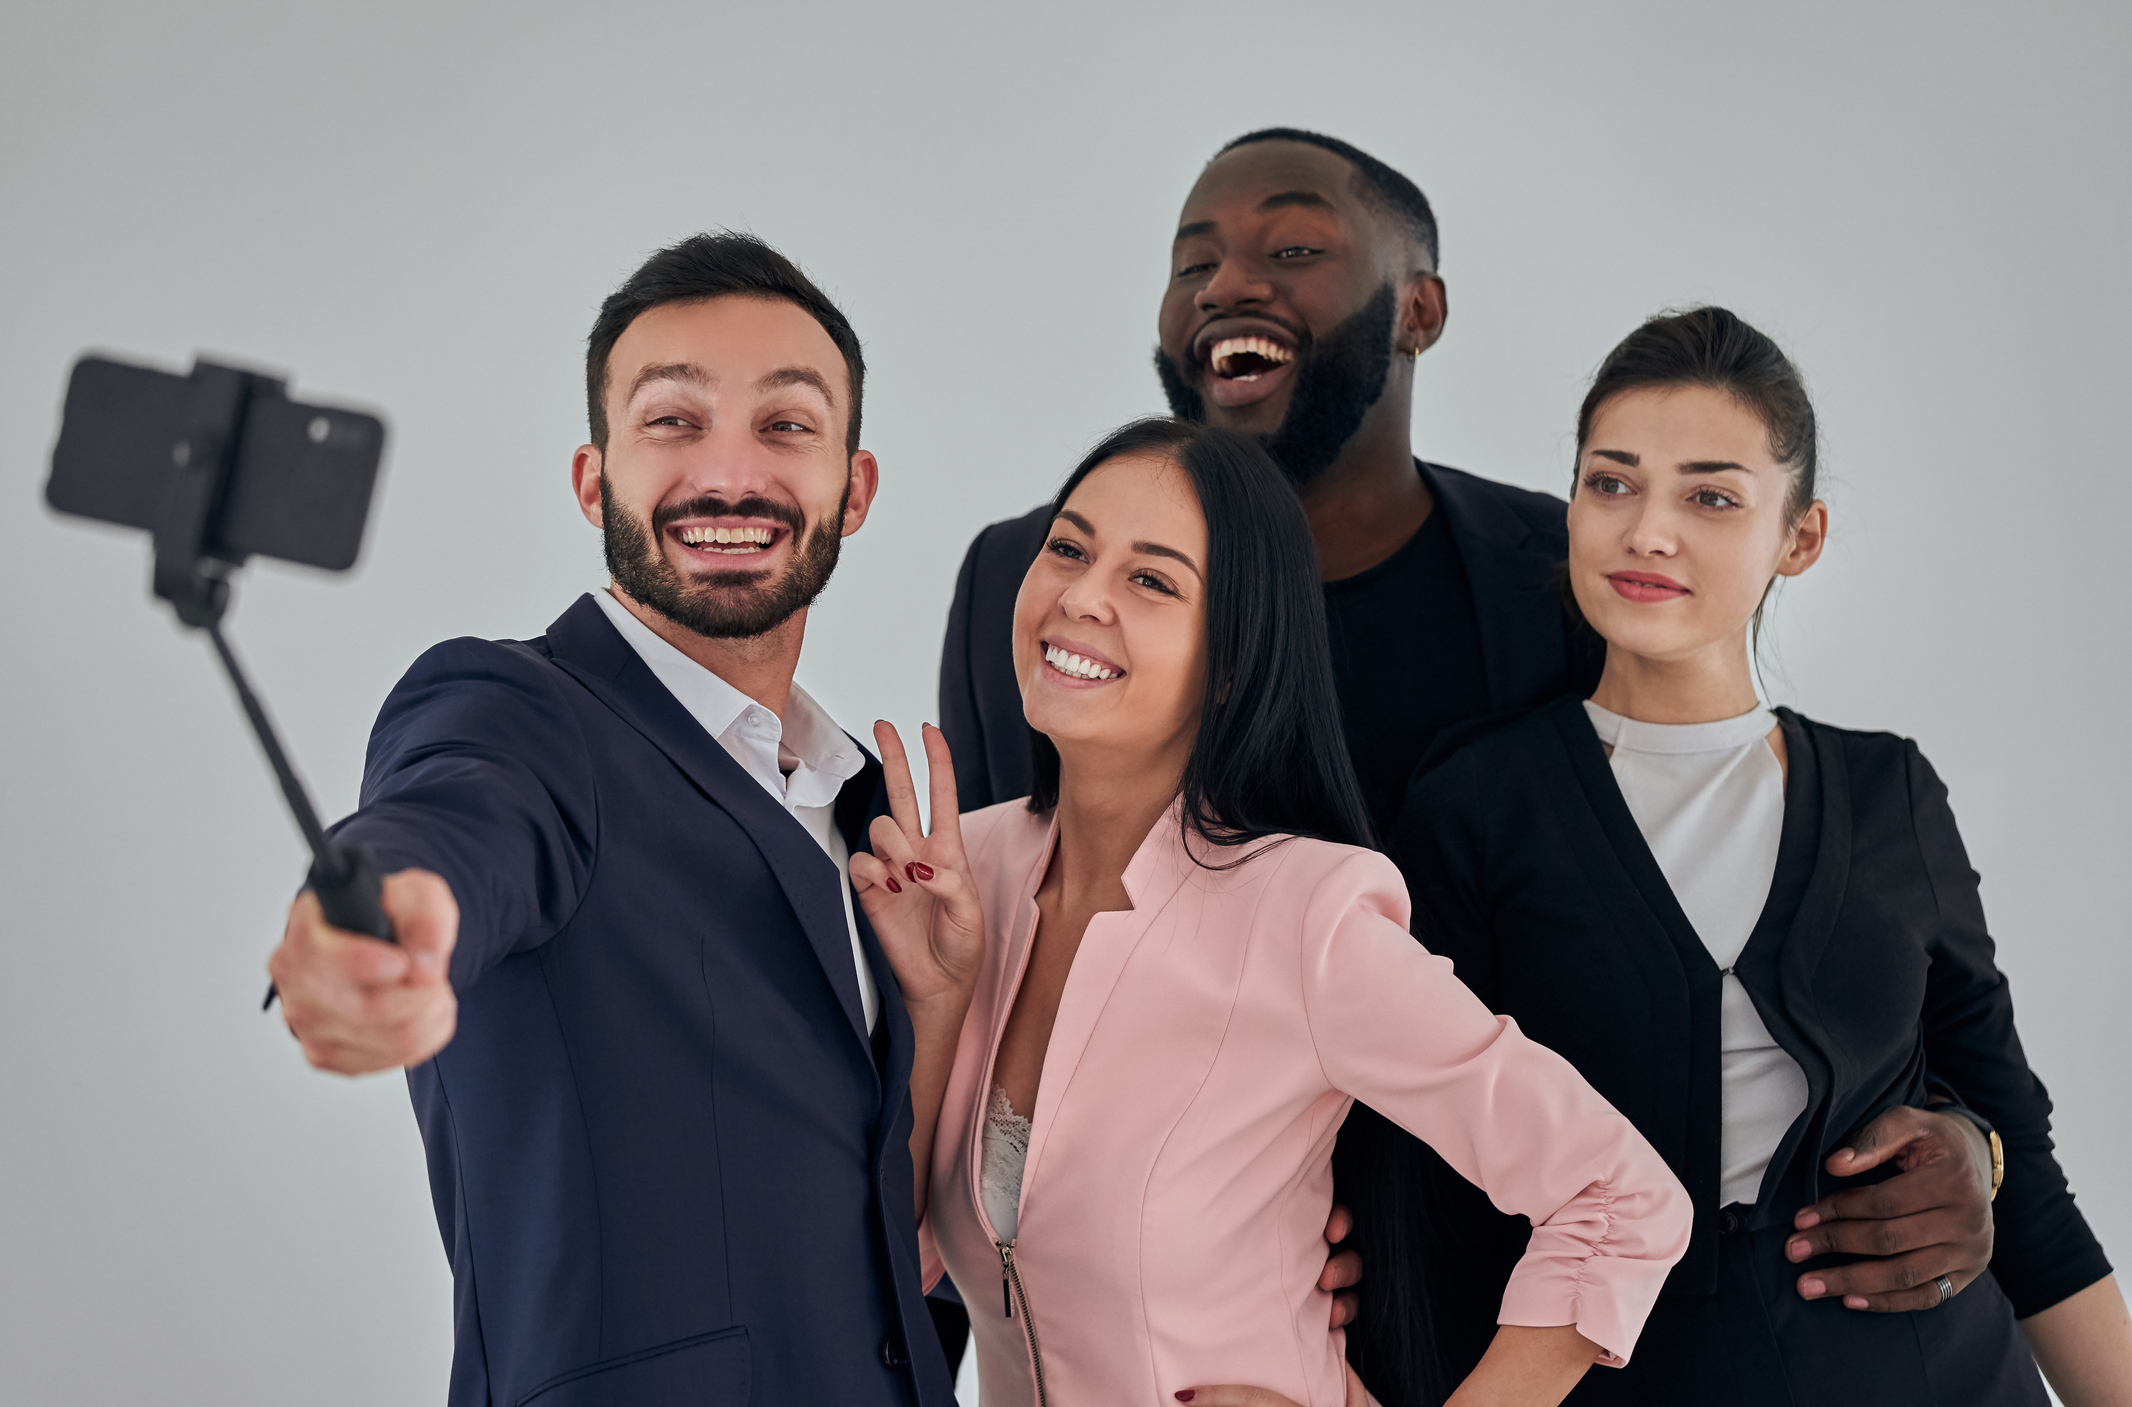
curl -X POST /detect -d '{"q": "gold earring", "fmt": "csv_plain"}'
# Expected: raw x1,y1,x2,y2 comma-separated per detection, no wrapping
1407,345,1422,361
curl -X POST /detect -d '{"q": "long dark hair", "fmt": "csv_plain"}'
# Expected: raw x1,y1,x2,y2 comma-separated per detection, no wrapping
1025,417,1373,861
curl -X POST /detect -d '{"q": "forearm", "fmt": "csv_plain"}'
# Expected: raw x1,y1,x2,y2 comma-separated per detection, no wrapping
2022,1276,2132,1407
1442,1325,1601,1407
903,990,973,1222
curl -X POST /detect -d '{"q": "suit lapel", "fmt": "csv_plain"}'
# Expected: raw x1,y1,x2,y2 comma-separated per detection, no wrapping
1774,713,1853,1057
543,594,874,1053
1019,806,1198,1191
1421,460,1572,712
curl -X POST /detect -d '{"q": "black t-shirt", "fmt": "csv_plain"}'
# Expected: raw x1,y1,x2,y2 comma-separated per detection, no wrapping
1321,506,1491,833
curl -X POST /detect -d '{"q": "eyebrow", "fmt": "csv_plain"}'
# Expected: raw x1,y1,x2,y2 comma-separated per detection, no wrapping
1173,189,1338,244
1588,448,1749,475
756,365,837,404
1054,510,1204,579
627,361,708,401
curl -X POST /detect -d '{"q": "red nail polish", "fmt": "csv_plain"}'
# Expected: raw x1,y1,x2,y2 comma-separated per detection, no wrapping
885,877,902,894
908,862,934,882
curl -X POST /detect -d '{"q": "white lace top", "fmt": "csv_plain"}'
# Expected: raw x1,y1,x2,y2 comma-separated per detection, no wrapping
979,1084,1031,1242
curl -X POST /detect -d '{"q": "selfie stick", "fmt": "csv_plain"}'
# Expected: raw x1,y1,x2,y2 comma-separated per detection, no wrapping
136,361,395,997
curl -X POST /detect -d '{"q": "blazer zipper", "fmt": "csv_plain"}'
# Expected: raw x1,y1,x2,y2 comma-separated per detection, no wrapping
998,1239,1048,1407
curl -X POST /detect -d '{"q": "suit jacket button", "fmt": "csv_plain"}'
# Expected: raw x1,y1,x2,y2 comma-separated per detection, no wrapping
880,1334,906,1368
1717,1210,1741,1234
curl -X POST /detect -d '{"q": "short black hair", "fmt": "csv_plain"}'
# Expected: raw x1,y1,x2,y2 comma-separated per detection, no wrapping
585,231,866,454
1216,128,1440,269
1027,417,1374,863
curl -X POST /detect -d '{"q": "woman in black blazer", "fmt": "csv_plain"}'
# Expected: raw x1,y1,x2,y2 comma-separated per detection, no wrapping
1386,307,2128,1406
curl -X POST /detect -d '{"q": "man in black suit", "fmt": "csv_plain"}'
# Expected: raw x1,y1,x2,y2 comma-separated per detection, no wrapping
940,128,1599,828
266,234,959,1406
938,131,2002,1404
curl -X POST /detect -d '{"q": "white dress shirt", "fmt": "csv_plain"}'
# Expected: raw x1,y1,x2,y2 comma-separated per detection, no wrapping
1585,700,1810,1209
597,590,879,1033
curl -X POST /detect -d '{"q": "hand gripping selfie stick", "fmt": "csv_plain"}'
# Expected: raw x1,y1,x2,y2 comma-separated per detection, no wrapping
45,355,396,1005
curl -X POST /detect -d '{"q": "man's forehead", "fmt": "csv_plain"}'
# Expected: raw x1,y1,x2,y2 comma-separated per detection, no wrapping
1179,142,1365,229
611,295,844,400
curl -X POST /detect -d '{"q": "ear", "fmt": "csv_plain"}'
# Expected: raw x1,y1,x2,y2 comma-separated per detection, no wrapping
1401,272,1449,358
1775,499,1829,578
571,445,605,528
840,449,880,538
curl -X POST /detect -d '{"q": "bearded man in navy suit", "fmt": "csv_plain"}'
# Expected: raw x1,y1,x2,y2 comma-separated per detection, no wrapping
266,233,961,1407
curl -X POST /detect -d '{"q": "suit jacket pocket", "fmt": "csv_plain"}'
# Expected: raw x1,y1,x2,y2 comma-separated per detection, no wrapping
517,1326,750,1406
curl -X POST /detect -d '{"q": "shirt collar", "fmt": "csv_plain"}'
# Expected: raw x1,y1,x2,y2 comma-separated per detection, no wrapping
593,589,864,807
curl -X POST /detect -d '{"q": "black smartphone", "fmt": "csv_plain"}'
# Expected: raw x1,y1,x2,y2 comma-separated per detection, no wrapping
45,355,387,571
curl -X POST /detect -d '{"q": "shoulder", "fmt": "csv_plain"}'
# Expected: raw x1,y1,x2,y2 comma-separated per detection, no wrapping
374,632,589,748
1780,707,1928,795
1424,461,1571,540
1239,835,1409,929
1416,698,1576,798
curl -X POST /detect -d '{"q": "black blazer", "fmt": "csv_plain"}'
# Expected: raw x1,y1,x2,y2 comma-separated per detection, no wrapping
937,459,1603,810
336,595,955,1407
1382,696,2107,1401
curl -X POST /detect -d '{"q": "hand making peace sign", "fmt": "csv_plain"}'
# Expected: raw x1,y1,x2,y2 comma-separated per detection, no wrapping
849,721,986,1010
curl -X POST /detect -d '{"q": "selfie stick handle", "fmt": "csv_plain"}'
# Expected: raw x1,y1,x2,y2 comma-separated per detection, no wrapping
205,623,394,1011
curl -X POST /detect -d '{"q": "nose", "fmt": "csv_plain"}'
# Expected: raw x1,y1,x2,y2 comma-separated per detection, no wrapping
1621,497,1681,558
1055,570,1118,627
1196,253,1273,317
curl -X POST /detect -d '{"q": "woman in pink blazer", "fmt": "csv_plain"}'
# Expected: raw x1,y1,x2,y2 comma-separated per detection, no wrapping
853,419,1692,1407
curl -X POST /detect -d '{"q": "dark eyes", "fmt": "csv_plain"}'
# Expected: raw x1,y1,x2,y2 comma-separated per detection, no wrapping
1583,472,1633,496
1174,245,1323,280
1129,570,1177,596
1046,539,1179,596
1271,245,1321,259
1691,488,1740,509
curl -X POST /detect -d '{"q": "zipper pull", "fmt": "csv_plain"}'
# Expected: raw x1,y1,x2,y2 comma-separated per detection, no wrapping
998,1242,1014,1318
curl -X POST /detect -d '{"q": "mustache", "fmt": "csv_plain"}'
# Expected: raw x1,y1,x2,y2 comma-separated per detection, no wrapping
650,495,806,535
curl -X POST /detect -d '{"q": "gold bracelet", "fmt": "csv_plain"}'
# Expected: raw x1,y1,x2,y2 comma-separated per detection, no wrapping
1988,1130,2004,1202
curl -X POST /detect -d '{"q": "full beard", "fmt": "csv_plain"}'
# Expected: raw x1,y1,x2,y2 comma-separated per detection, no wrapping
601,478,848,640
1153,281,1399,490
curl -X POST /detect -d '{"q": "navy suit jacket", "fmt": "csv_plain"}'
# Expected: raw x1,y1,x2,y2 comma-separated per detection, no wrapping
334,594,956,1407
937,458,1603,810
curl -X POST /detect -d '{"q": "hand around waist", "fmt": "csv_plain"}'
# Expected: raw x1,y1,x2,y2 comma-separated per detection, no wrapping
1786,1104,1994,1312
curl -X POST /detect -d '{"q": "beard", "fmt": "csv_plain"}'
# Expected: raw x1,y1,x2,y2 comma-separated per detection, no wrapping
601,477,848,640
1153,280,1398,489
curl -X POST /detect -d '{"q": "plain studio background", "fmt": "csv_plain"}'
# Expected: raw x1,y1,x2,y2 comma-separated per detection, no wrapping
3,2,2126,1403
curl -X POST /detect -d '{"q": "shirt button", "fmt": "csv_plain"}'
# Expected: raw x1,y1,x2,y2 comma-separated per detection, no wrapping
879,1333,906,1368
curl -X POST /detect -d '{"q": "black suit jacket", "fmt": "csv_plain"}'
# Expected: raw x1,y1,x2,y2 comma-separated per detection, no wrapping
1382,697,2107,1403
336,595,955,1407
937,459,1602,809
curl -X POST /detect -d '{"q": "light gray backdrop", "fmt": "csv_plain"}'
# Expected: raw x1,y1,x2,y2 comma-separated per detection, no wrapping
2,3,2124,1403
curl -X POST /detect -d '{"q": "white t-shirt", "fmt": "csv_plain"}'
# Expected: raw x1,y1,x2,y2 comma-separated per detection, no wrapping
1585,700,1810,1209
597,589,879,1033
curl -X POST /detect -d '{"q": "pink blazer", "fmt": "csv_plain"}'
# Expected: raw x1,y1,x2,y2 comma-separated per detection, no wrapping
921,801,1691,1406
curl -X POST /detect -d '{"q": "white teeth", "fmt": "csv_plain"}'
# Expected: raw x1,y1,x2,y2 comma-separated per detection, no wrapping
1209,335,1294,377
678,525,774,549
1044,645,1117,681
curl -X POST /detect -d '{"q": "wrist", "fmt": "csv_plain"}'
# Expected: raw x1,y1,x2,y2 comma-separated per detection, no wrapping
1929,1101,2003,1201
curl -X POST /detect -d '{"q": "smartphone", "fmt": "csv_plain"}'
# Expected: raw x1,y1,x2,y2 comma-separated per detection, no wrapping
45,355,387,571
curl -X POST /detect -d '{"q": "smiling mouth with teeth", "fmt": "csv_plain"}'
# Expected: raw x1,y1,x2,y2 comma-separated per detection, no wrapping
1044,644,1121,681
1209,335,1296,381
676,524,776,554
